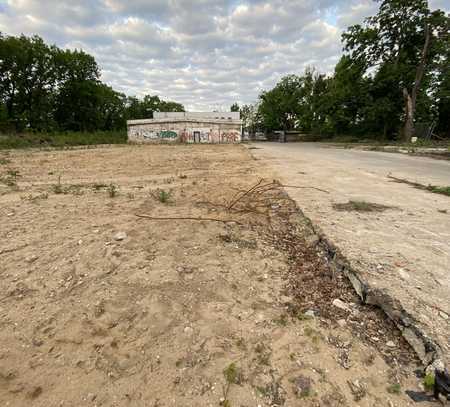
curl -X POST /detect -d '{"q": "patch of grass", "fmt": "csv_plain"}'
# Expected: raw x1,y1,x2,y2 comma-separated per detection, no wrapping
0,131,127,150
0,168,21,187
273,313,289,326
221,362,243,407
223,363,241,385
423,373,435,391
152,188,172,203
387,383,401,394
107,183,118,198
428,185,450,196
0,157,11,165
333,200,394,212
388,175,450,197
92,183,108,191
51,175,84,195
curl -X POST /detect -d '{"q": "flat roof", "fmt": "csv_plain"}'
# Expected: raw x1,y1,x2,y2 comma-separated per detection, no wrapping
127,118,242,126
154,111,240,120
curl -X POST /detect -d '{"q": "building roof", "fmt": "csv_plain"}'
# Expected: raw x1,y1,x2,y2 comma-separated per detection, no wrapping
127,117,242,126
153,111,240,120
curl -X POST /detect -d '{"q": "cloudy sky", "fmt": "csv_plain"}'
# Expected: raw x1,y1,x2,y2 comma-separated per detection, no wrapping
0,0,448,111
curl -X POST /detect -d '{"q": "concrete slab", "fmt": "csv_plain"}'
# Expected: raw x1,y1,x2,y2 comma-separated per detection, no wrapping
249,142,450,368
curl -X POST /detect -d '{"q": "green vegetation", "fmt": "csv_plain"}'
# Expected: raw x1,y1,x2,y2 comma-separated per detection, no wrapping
388,175,450,197
423,373,435,391
333,200,395,212
387,383,402,395
0,168,20,187
235,0,449,141
0,33,184,145
155,189,172,203
0,131,127,150
107,183,118,198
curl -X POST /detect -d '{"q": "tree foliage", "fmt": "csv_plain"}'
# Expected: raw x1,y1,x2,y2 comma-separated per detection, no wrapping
0,33,184,133
254,0,449,140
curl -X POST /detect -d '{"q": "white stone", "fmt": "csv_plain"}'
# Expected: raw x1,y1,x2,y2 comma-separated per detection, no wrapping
332,298,351,312
114,231,127,241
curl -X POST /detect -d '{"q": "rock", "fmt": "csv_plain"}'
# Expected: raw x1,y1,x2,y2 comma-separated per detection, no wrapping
184,326,194,335
386,341,396,348
25,254,39,263
332,299,351,313
304,310,316,318
439,311,448,320
113,231,127,241
337,319,347,327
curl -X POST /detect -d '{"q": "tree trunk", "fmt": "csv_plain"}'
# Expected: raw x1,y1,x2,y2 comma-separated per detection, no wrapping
402,24,431,141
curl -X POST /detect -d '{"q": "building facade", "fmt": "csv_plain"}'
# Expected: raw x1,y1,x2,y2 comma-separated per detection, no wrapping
127,112,242,144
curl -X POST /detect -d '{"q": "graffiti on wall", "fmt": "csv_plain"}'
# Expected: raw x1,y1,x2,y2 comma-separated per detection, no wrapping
129,127,179,141
180,128,240,144
129,125,241,143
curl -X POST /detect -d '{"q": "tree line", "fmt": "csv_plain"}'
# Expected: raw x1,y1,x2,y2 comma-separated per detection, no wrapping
0,34,184,133
237,0,449,141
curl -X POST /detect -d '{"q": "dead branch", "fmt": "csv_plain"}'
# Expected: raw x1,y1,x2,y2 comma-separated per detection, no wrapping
280,184,330,194
135,214,243,225
227,178,265,210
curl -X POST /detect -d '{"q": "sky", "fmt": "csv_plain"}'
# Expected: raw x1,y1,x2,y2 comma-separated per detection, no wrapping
0,0,448,111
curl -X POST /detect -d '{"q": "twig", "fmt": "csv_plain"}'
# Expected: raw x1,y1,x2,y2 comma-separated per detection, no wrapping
227,178,264,210
281,185,330,194
135,214,242,225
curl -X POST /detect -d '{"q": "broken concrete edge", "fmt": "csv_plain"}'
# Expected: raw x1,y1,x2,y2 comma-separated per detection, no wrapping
287,195,444,372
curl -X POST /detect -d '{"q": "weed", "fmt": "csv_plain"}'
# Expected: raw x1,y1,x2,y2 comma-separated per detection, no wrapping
254,343,271,366
108,183,118,198
292,375,313,399
126,192,135,200
423,373,435,391
92,183,108,191
235,337,246,350
388,175,450,197
152,188,172,203
333,200,394,212
1,168,21,187
221,362,242,407
427,185,450,196
273,313,289,326
52,175,64,194
0,157,11,165
387,383,401,394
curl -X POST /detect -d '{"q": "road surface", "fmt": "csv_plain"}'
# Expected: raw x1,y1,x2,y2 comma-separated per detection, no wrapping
250,142,450,368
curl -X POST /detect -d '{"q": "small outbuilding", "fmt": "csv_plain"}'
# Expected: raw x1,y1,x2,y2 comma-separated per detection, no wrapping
127,112,242,144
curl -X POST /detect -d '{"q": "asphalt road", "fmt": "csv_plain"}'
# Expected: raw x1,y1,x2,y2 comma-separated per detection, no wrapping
250,142,450,368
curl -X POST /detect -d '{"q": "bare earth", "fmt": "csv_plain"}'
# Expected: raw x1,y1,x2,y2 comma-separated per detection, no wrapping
0,144,436,406
249,142,450,370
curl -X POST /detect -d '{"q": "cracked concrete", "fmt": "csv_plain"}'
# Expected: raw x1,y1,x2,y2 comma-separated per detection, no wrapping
249,142,450,368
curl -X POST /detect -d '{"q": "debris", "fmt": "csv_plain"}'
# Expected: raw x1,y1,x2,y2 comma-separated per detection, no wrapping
337,319,347,327
304,310,316,318
113,231,127,241
386,341,396,348
347,379,367,401
292,375,312,398
136,214,242,225
25,254,39,263
332,298,352,313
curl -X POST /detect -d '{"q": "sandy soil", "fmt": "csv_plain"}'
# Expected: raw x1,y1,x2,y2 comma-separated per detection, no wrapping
0,145,434,406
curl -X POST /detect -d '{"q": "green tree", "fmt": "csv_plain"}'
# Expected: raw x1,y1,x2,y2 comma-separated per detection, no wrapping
343,0,449,140
230,103,240,112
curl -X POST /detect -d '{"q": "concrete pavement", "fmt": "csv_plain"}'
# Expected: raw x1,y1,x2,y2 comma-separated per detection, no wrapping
249,142,450,368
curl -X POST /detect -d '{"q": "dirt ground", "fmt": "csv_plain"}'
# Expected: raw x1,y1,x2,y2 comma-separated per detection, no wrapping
0,144,436,406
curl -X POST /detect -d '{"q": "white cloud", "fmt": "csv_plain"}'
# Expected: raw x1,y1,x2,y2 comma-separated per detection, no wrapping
1,0,447,111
